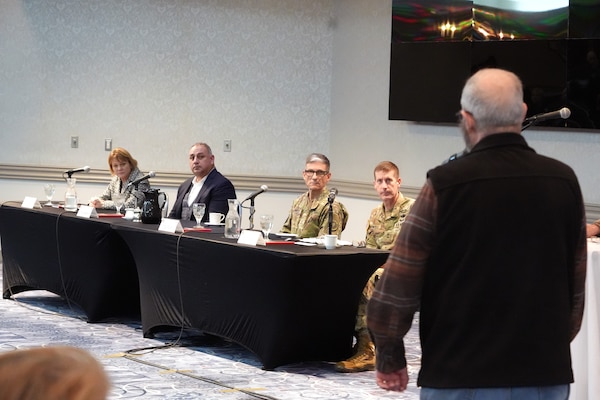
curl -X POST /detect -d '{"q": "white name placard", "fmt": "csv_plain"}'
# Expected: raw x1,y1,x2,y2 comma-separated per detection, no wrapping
21,197,41,209
237,229,266,246
76,205,99,219
158,218,184,233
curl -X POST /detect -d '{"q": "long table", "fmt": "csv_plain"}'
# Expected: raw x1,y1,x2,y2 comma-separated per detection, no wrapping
570,240,600,400
0,202,388,369
0,202,140,322
113,222,388,369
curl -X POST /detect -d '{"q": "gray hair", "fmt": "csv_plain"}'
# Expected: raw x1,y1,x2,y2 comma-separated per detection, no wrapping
305,153,330,169
190,142,213,155
460,68,524,131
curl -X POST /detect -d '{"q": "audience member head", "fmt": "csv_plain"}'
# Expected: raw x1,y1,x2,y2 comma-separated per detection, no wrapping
0,346,110,400
373,161,401,208
302,153,331,195
108,147,138,177
189,142,215,179
458,68,527,149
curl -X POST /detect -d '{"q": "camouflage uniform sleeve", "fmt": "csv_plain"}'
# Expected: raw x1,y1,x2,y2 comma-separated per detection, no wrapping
281,196,302,234
280,212,293,233
365,208,379,249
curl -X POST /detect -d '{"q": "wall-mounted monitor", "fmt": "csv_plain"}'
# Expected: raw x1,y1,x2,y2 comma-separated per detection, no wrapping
389,0,600,130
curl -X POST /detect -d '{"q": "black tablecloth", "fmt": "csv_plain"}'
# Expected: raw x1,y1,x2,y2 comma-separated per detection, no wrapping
0,201,389,369
114,223,389,369
0,202,140,322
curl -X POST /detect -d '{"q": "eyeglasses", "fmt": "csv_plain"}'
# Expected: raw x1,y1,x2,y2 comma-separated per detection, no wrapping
456,109,473,122
303,169,329,177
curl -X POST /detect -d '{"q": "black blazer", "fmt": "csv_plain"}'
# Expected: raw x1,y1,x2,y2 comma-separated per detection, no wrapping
168,168,236,221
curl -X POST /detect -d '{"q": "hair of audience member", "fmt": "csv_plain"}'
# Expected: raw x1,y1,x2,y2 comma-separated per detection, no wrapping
108,147,138,174
305,153,330,169
373,161,399,179
460,68,525,131
190,142,213,155
0,346,110,400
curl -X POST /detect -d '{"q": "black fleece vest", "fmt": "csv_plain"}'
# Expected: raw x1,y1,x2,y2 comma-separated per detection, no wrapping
417,133,583,388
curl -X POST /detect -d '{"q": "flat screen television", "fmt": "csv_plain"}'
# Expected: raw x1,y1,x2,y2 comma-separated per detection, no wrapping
389,0,600,130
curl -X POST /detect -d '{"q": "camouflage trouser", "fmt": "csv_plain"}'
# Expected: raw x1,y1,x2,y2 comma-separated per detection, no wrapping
355,267,384,331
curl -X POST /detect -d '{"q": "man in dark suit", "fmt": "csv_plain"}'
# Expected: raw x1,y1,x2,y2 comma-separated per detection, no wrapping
168,142,236,222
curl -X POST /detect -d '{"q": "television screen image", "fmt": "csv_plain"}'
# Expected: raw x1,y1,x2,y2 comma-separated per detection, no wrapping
389,0,600,130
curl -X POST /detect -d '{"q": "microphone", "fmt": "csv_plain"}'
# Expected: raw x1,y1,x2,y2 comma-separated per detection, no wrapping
327,187,338,203
64,166,90,178
242,185,269,203
127,171,156,188
442,149,468,165
523,107,571,124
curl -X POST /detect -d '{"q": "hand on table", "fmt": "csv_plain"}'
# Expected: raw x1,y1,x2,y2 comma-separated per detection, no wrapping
89,198,102,208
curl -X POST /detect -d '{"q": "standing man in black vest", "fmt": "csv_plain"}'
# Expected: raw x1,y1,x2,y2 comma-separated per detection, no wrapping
367,68,587,399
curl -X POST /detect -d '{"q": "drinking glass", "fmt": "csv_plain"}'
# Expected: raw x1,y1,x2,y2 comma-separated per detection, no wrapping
113,193,125,215
43,184,55,206
192,203,206,227
259,214,274,240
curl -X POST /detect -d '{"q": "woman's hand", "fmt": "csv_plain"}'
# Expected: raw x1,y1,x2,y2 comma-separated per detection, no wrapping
88,198,102,208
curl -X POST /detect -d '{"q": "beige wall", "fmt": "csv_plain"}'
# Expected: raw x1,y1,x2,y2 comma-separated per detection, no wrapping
2,0,600,237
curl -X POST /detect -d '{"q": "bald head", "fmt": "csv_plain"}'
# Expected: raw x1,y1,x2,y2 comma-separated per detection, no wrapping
460,68,527,134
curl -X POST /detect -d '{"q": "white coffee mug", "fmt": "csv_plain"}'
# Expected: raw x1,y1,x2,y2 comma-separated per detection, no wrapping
209,212,225,224
323,234,337,250
123,208,135,221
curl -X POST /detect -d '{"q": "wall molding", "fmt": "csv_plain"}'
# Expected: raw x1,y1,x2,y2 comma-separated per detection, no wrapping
2,163,597,220
0,163,423,201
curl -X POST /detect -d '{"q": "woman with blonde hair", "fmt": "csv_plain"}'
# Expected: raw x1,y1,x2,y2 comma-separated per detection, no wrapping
89,147,150,210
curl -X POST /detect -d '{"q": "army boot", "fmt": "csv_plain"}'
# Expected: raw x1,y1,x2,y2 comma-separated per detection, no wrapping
334,329,375,373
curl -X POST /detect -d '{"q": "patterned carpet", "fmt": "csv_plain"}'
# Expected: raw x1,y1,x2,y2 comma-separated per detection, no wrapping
0,262,421,399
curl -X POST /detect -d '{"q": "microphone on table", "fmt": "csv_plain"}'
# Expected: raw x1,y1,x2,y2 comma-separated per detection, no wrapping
127,171,156,188
327,187,338,203
243,185,268,230
242,185,269,203
64,166,90,178
523,107,571,125
327,188,338,234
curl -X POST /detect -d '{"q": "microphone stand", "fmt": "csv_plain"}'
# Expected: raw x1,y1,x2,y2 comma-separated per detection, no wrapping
248,199,256,230
521,121,534,131
328,199,334,235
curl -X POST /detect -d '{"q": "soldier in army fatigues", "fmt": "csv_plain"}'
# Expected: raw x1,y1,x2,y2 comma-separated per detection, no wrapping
365,194,414,250
335,161,414,373
280,153,349,238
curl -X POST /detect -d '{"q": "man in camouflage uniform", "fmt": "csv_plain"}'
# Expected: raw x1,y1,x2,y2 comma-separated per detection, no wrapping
281,153,349,238
335,161,414,373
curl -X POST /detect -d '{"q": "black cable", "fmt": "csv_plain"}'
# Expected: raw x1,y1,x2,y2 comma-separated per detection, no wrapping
119,354,282,400
170,231,187,345
119,231,288,400
125,231,188,355
2,205,281,400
